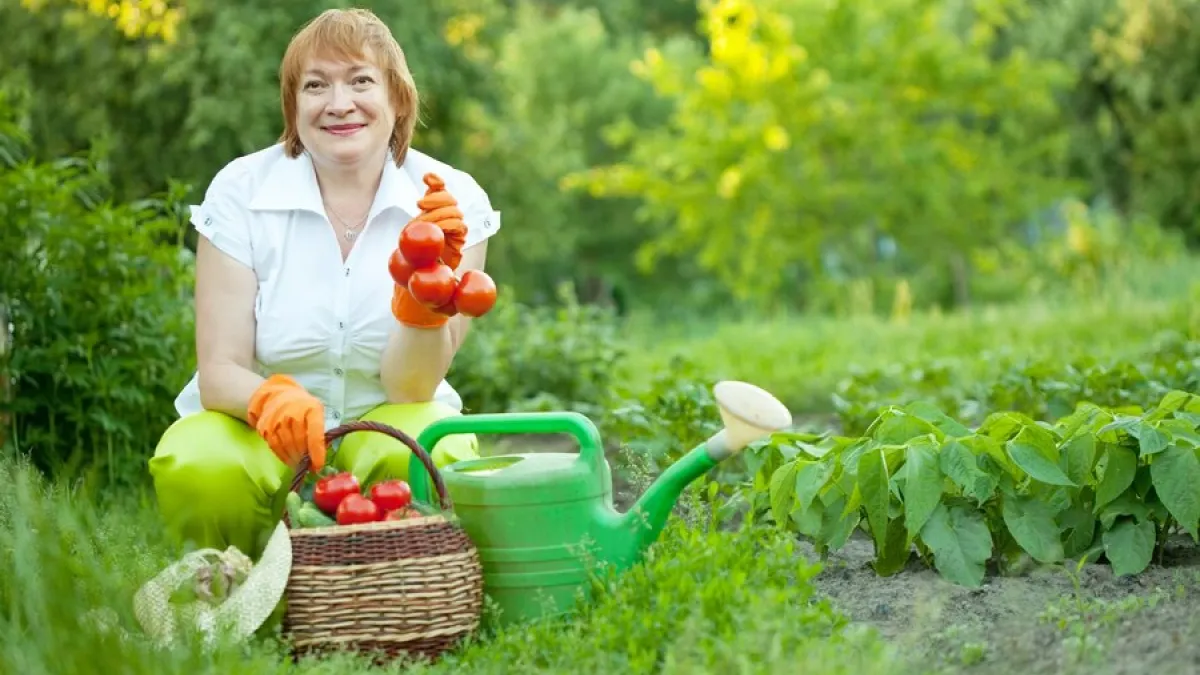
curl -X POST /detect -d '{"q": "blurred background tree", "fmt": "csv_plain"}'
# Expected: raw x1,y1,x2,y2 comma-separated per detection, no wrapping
5,0,1200,483
8,0,1197,314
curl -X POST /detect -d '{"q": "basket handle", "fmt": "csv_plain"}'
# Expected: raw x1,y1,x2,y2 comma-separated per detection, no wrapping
287,420,453,515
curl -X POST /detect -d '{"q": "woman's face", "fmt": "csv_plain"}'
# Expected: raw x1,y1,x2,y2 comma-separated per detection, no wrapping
295,53,395,170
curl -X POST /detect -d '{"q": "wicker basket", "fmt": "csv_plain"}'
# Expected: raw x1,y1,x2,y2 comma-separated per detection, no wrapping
280,420,483,664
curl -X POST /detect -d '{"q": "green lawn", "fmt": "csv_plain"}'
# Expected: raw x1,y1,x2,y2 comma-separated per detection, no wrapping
0,455,900,675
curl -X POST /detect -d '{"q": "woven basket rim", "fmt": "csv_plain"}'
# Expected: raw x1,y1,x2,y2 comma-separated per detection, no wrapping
287,513,455,537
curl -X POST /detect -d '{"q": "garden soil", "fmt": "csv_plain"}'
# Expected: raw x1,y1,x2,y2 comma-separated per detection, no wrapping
804,532,1200,675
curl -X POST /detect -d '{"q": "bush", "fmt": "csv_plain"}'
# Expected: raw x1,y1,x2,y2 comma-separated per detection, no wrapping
601,356,721,470
449,282,625,417
0,88,195,489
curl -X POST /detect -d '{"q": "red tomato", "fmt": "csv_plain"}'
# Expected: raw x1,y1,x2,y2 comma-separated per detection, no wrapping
399,221,445,268
369,480,413,512
313,472,360,515
408,264,457,308
388,250,415,286
386,507,420,521
452,270,498,317
336,493,382,525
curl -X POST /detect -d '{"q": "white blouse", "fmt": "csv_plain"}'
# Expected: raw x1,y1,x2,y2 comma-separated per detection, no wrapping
173,143,501,429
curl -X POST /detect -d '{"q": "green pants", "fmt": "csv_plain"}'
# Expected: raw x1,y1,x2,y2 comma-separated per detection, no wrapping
148,401,479,560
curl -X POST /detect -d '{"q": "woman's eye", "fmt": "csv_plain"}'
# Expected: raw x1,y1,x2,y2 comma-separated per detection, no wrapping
353,76,374,85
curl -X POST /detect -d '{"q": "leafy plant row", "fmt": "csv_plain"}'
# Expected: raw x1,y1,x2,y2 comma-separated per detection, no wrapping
832,334,1200,434
743,389,1200,587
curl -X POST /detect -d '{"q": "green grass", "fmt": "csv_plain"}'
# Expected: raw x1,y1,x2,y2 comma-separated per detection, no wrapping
0,454,909,675
7,257,1200,674
621,279,1200,414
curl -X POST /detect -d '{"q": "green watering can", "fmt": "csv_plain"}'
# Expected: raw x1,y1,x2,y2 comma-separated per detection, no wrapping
407,380,792,626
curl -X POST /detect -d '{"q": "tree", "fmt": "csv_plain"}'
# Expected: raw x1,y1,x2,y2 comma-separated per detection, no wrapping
453,2,685,305
1020,0,1200,245
573,0,1078,306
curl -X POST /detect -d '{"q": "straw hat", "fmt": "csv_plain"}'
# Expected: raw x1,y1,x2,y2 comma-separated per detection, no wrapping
133,522,293,650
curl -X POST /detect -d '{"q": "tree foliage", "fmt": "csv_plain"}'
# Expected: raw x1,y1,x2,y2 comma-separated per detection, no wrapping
573,0,1077,304
1020,0,1200,245
5,0,1200,313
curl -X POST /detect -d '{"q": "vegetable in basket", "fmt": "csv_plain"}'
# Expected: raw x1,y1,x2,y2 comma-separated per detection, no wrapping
287,473,426,528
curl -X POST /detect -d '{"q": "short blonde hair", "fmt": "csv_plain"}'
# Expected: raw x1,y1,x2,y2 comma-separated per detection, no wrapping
277,8,420,165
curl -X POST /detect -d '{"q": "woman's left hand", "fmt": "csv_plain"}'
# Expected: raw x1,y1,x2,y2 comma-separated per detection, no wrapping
412,173,467,268
388,173,466,328
388,173,499,329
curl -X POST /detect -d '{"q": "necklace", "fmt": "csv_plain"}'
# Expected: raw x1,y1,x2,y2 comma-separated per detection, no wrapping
323,201,369,242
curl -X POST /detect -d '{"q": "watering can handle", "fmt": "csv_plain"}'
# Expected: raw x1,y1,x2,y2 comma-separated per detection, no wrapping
407,412,605,504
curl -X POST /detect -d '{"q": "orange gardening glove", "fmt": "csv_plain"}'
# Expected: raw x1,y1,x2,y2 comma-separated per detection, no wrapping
414,173,467,269
389,172,469,328
391,284,454,328
246,374,327,471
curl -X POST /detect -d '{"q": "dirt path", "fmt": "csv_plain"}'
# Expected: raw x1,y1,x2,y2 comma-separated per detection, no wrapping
807,532,1200,675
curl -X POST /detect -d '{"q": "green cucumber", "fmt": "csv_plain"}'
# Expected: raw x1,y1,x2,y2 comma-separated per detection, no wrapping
297,503,336,528
285,492,304,526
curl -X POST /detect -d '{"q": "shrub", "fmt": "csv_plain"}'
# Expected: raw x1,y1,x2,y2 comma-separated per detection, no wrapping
601,355,721,471
449,282,625,417
0,88,195,489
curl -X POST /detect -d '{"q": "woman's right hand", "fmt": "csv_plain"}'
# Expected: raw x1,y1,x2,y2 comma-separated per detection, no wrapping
246,374,327,471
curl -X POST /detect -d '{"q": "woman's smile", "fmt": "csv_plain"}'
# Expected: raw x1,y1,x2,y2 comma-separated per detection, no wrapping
323,123,366,137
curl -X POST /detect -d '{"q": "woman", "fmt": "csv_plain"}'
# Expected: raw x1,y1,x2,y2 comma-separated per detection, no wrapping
148,8,500,560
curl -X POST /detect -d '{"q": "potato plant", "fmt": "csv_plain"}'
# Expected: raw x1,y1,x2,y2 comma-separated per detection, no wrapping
747,389,1200,586
833,335,1200,434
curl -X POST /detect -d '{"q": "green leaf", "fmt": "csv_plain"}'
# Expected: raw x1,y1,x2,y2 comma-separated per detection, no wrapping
768,459,800,525
858,447,891,553
1133,421,1170,456
1102,518,1155,576
939,440,998,505
1098,492,1152,531
1147,390,1194,420
900,438,943,543
1155,419,1200,448
868,408,940,445
1060,434,1097,486
1056,403,1114,438
794,459,835,512
1149,444,1200,539
873,517,912,576
902,400,971,437
1058,505,1097,559
1095,445,1137,513
978,411,1039,443
1007,433,1075,487
790,497,825,539
818,491,859,551
920,503,993,587
1001,496,1065,563
1175,412,1200,428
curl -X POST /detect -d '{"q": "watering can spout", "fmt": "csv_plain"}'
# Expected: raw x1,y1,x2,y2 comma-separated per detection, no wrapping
596,381,793,570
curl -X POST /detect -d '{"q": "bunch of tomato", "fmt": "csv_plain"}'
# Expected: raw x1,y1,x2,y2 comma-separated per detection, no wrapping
312,472,421,525
389,219,498,318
